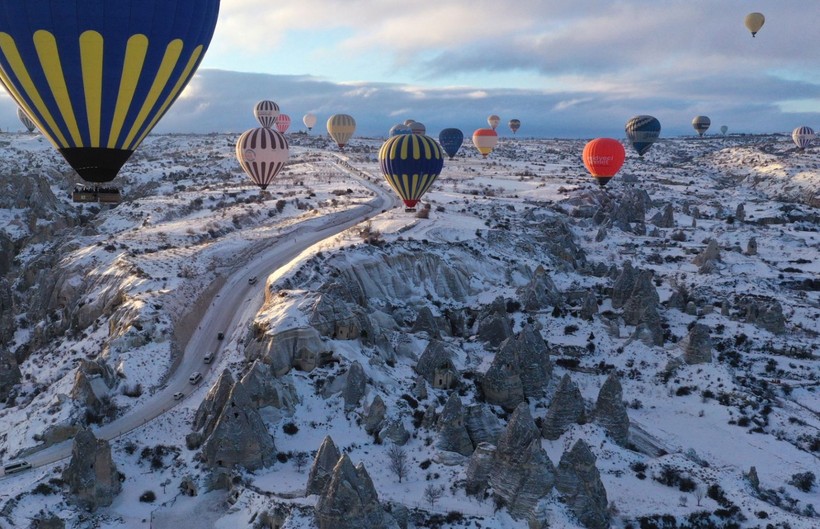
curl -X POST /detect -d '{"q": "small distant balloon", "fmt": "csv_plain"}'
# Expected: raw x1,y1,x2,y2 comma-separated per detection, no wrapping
410,122,426,135
438,128,464,159
254,101,280,128
582,138,625,187
625,115,661,156
378,133,444,210
404,119,416,126
487,114,501,130
17,107,36,133
327,114,356,150
472,128,498,158
692,116,711,137
275,114,291,134
389,123,412,136
508,119,521,134
303,113,317,131
720,125,728,136
236,127,289,190
792,126,815,150
745,12,765,37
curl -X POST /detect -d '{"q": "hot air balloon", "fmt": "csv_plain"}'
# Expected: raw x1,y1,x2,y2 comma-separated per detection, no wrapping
17,107,36,133
0,0,220,184
378,133,444,211
389,123,412,136
487,114,501,130
720,125,728,136
438,128,464,160
625,115,661,156
302,113,317,131
745,12,765,37
472,128,498,158
327,114,356,150
409,122,426,135
254,101,280,128
236,127,289,190
508,119,521,134
404,119,416,126
792,126,815,150
582,138,625,187
692,116,711,137
275,114,291,134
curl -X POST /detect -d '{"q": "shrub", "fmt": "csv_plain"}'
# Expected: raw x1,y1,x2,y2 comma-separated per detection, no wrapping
789,471,816,492
139,490,156,503
283,422,299,435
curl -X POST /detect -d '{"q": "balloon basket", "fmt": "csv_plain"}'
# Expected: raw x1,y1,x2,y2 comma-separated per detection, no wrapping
72,185,121,204
404,207,417,213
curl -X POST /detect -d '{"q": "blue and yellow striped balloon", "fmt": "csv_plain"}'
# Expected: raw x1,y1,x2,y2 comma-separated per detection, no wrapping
0,1,220,183
378,134,444,209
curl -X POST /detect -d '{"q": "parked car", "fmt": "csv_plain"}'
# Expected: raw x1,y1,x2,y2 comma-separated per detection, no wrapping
3,461,32,475
217,332,224,340
188,372,203,385
173,392,185,400
203,351,215,364
248,276,258,285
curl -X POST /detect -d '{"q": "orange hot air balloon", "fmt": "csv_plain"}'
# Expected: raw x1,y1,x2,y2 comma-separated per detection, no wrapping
472,128,498,158
582,138,626,187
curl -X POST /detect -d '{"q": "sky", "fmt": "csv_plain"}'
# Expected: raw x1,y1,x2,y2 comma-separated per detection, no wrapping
1,1,819,138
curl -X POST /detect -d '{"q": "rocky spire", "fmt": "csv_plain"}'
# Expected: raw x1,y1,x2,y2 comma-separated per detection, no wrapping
517,265,562,312
556,439,610,529
189,369,235,449
683,324,713,364
481,325,552,411
307,436,342,496
594,373,630,446
610,261,637,309
62,428,121,511
342,360,367,410
0,347,21,402
541,374,586,440
314,454,396,529
239,360,299,412
436,393,474,456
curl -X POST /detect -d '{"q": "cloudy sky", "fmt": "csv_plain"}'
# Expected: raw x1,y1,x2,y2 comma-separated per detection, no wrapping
2,1,819,138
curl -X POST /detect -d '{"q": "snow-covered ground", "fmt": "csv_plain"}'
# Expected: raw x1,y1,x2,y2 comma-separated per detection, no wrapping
0,131,817,529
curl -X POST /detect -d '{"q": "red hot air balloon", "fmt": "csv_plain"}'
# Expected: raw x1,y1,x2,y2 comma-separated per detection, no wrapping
582,138,625,187
275,114,291,133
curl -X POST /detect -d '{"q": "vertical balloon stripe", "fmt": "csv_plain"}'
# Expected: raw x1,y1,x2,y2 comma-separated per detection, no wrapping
79,31,104,147
108,34,148,148
122,39,183,149
33,31,83,146
0,33,69,147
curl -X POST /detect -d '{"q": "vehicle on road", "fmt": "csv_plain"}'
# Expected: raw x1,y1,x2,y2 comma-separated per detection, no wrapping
188,372,203,385
217,332,224,340
248,276,258,285
3,461,32,474
173,392,185,400
203,351,215,364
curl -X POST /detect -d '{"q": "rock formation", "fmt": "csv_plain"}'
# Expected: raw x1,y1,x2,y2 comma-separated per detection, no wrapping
477,297,514,347
307,436,341,496
244,326,332,375
693,239,721,273
415,340,458,388
0,347,21,402
541,374,586,440
745,237,758,256
239,360,299,413
465,442,496,496
683,324,713,364
436,393,474,456
190,369,235,447
488,403,555,519
481,325,552,410
62,428,121,511
651,203,675,228
314,454,397,529
556,439,610,529
0,278,14,345
741,298,785,334
464,404,504,446
594,373,629,446
611,261,637,309
363,395,387,435
517,265,562,312
342,360,367,410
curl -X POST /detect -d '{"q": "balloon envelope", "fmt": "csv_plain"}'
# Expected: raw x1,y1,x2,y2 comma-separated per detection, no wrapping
692,116,711,137
403,119,416,126
0,0,220,183
508,119,521,134
720,125,729,135
410,122,426,135
327,114,356,150
17,107,36,133
254,101,280,128
438,128,464,159
275,114,291,134
625,115,661,156
378,134,444,209
472,128,498,158
302,113,317,130
792,126,815,150
236,127,289,190
487,114,500,130
745,12,765,37
389,123,412,136
582,138,626,187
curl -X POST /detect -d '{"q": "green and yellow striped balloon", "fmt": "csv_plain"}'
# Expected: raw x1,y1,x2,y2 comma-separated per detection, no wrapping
378,134,444,209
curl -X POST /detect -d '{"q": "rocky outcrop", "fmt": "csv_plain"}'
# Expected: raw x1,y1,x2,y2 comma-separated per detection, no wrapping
415,340,458,388
477,311,514,348
541,374,586,440
745,237,758,256
201,382,276,470
693,239,721,273
62,428,121,511
380,420,410,446
307,436,341,496
309,283,372,340
436,393,474,456
481,325,552,411
191,369,235,446
314,454,397,529
464,404,504,446
411,306,442,338
465,442,496,496
580,291,598,320
488,403,555,519
595,188,649,234
0,278,14,345
0,347,21,402
741,298,785,334
611,261,637,309
342,361,367,410
555,440,610,529
363,395,387,435
69,359,118,417
517,265,561,312
594,373,629,446
239,360,299,413
682,324,712,364
622,270,659,326
244,326,332,376
650,203,674,228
